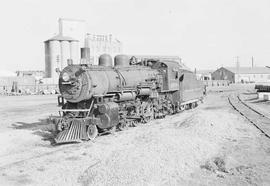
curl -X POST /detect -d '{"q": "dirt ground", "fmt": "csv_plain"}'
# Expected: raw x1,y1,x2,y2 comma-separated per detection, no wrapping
0,85,270,186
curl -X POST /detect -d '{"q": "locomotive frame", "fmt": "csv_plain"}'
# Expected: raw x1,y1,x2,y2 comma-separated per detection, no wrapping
54,55,204,144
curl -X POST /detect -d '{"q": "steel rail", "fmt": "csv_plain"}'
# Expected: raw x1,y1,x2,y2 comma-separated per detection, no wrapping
228,94,270,139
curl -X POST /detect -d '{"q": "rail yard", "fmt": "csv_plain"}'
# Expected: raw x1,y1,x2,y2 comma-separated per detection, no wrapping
0,84,269,185
2,0,270,185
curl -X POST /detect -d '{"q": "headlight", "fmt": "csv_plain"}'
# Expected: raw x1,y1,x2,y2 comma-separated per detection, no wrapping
62,72,70,81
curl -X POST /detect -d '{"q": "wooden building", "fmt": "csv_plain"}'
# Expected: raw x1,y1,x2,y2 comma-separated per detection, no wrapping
211,67,270,83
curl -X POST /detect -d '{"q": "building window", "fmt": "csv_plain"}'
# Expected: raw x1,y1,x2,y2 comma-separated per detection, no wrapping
261,74,264,78
268,75,270,79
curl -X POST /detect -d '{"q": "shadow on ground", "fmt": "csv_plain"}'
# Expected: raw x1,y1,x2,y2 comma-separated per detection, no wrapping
11,119,56,144
203,106,224,110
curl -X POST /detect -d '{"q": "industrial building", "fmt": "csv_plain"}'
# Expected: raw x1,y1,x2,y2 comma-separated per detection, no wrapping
44,35,79,81
0,18,123,95
211,67,270,83
0,69,56,95
58,18,86,46
44,18,123,83
196,70,213,80
0,75,57,95
16,70,45,78
85,34,122,64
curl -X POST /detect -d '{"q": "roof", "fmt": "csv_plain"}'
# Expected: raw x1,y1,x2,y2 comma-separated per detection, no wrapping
44,35,78,42
162,60,182,69
224,67,270,74
59,18,85,22
151,60,191,72
127,55,191,70
127,55,180,61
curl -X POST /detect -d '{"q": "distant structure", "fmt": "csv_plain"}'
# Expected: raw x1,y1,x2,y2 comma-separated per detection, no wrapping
44,18,123,82
0,70,56,95
196,70,213,80
58,18,86,46
16,70,45,78
212,66,270,83
85,34,122,64
44,35,79,81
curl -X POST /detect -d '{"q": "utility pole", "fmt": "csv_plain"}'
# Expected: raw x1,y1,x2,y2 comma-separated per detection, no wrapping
236,56,240,83
251,56,254,68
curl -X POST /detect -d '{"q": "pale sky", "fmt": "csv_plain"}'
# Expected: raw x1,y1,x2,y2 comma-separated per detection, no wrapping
0,0,270,71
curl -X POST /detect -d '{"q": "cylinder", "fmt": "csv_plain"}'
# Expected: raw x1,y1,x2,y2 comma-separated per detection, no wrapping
116,91,136,101
44,42,51,78
138,88,151,95
70,41,79,64
114,55,129,67
45,40,61,80
61,41,70,69
99,54,113,67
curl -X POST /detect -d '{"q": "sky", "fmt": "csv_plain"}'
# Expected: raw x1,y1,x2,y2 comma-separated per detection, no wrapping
0,0,270,71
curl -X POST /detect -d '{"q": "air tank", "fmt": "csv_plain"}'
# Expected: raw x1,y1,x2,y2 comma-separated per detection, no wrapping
114,55,129,67
99,54,113,67
60,40,70,69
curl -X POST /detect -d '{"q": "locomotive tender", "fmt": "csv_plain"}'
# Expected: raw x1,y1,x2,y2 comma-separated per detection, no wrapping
55,54,204,143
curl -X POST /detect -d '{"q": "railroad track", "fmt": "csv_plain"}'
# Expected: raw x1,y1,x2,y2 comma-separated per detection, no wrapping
228,94,270,138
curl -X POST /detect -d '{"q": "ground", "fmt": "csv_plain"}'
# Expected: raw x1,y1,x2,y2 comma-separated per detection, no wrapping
0,84,270,186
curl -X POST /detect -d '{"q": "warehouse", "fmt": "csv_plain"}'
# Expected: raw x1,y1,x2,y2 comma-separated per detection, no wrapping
211,67,270,83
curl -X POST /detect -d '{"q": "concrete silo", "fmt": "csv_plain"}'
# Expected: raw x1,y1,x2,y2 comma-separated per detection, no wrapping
70,41,79,64
60,40,70,69
44,39,61,80
44,35,78,82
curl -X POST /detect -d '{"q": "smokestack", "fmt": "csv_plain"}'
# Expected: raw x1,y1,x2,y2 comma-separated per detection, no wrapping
67,59,73,66
252,56,254,68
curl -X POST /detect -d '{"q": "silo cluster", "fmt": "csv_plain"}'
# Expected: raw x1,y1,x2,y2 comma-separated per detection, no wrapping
44,35,79,81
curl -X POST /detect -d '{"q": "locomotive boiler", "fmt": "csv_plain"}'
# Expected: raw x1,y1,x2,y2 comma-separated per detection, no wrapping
55,54,204,143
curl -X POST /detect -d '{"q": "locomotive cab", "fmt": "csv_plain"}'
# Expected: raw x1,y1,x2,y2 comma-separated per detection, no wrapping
151,60,180,92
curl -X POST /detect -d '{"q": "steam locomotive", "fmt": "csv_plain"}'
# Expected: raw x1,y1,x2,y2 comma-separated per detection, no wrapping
54,54,204,143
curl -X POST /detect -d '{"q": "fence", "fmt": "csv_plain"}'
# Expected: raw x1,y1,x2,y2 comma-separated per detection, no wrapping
203,80,231,87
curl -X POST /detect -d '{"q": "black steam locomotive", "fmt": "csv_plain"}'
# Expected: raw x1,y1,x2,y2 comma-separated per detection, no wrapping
55,54,204,143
